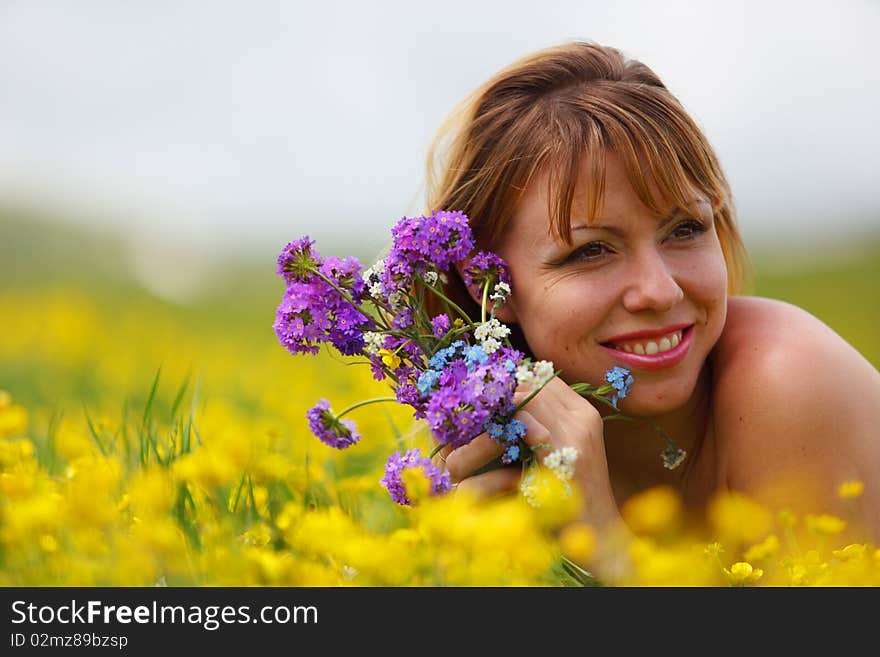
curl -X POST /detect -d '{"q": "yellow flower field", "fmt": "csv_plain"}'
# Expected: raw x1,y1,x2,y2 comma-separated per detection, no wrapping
1,265,878,585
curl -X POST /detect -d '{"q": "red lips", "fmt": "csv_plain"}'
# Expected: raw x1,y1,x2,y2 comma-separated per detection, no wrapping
601,322,693,345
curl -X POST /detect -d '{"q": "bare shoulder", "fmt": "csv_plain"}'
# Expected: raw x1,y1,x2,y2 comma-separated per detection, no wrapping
709,296,880,527
712,295,878,381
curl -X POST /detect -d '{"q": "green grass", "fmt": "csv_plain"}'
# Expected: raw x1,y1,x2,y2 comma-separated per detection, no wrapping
751,240,880,368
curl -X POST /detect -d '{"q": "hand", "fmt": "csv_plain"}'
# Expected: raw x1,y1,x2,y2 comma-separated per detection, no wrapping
432,377,621,528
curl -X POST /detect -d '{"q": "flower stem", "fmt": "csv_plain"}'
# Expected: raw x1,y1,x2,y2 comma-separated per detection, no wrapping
336,397,398,418
309,268,359,310
481,281,490,324
425,285,474,326
512,370,562,414
574,388,681,456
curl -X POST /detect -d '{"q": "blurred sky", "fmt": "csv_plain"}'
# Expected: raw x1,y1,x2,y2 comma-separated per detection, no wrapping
1,0,879,266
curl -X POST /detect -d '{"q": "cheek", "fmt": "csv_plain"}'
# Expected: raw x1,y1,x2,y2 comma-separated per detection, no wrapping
519,279,612,350
684,249,729,328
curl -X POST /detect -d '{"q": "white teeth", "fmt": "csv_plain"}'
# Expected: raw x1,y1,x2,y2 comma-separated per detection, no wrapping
610,329,684,356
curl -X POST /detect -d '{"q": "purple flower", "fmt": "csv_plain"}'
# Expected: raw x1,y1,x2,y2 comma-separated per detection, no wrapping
306,399,360,449
431,314,451,338
423,346,523,449
380,448,452,506
370,361,386,381
320,256,367,299
273,247,374,357
380,212,475,302
462,251,511,294
392,307,414,330
390,212,474,269
277,237,321,284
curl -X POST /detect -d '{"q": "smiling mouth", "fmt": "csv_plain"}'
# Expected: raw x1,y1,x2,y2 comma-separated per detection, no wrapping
601,326,693,355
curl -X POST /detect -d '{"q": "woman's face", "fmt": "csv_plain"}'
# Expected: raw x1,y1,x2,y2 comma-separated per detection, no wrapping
494,151,728,416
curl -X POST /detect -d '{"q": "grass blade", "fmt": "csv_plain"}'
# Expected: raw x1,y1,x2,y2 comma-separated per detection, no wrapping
82,403,107,455
169,370,191,421
141,366,162,432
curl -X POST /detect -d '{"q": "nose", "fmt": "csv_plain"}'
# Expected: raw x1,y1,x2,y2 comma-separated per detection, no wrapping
621,248,684,314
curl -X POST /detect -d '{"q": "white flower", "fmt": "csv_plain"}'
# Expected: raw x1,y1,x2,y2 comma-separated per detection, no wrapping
362,258,385,283
480,337,501,354
423,271,438,286
515,360,555,388
543,447,579,481
363,332,385,355
515,364,534,386
531,360,555,387
387,291,403,308
474,318,511,343
489,281,511,303
662,445,687,470
363,259,387,301
519,468,540,508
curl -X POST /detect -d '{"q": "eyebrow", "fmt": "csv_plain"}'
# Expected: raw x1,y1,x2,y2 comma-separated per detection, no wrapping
571,204,707,237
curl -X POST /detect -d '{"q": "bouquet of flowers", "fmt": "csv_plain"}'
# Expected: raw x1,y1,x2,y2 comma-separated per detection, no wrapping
273,210,685,506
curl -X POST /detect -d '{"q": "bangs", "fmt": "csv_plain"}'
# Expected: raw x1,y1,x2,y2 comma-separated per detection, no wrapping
426,42,753,297
544,83,731,245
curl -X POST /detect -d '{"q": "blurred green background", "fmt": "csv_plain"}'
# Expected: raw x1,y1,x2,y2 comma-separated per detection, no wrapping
2,202,878,412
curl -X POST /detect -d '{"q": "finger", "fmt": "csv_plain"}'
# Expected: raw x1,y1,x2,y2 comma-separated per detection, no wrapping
455,466,521,500
513,379,568,418
514,375,593,414
544,375,600,412
431,445,453,470
514,409,552,451
445,433,504,483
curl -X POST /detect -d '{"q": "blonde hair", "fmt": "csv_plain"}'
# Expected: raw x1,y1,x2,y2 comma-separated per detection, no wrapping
425,41,753,318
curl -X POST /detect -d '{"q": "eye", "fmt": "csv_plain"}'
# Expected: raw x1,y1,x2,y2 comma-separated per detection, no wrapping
668,219,708,240
564,241,613,264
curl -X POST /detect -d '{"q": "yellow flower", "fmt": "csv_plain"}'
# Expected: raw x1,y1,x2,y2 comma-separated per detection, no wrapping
401,467,431,505
0,438,36,470
805,514,846,536
519,466,582,528
708,491,773,544
274,502,303,531
621,486,682,537
837,480,864,500
378,348,401,369
629,538,717,586
782,551,830,586
833,543,867,561
240,523,273,547
39,534,59,553
744,534,780,562
559,522,596,566
724,561,763,585
704,542,724,558
0,395,28,438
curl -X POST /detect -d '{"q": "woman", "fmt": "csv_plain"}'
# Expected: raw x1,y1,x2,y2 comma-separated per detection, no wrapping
426,42,880,552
